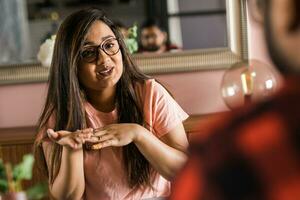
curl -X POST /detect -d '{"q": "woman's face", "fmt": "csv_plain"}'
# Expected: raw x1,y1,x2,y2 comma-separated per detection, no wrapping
78,20,123,93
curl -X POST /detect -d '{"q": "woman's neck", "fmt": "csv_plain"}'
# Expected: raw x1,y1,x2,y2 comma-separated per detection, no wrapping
86,87,116,113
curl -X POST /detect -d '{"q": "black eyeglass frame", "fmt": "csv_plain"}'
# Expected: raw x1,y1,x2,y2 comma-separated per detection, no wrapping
80,37,121,63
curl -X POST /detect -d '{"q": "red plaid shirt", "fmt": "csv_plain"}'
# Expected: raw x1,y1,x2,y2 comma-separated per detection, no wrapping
170,76,300,200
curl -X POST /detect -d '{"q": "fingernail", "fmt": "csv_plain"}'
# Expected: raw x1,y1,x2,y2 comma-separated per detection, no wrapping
92,143,102,150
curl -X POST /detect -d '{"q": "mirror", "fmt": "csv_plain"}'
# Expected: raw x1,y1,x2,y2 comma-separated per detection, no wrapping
0,0,247,85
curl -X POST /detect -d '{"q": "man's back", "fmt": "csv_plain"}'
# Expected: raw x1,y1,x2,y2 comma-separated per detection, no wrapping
171,75,300,200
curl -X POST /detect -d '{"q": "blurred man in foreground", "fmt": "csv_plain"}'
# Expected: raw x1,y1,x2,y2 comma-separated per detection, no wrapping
170,0,300,199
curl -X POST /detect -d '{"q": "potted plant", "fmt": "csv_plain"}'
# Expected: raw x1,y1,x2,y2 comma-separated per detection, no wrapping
0,154,47,200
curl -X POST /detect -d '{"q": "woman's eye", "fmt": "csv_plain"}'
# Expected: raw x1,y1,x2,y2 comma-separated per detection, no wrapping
104,43,114,50
82,49,96,57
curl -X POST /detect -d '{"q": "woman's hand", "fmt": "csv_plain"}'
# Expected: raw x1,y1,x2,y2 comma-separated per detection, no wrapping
47,128,94,149
91,123,141,149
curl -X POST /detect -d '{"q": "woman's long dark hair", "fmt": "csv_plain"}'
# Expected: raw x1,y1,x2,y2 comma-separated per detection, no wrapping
34,8,152,188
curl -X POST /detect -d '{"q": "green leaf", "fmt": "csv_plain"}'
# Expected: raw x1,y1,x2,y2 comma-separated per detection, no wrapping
124,23,139,53
26,182,48,200
13,154,34,181
128,24,138,38
0,159,8,193
0,159,6,179
125,38,138,54
0,178,8,193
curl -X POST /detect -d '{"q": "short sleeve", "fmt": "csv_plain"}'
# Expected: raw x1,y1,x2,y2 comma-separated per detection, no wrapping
141,79,189,138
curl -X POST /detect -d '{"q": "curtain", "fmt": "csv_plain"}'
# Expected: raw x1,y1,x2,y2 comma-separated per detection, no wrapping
0,0,30,64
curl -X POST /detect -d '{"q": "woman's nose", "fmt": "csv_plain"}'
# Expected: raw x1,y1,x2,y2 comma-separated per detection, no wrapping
96,48,111,65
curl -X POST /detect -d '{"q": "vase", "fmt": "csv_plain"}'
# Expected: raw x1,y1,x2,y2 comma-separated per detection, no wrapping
0,192,27,200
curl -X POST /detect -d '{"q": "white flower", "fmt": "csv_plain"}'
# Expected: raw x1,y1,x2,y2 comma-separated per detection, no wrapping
37,35,56,67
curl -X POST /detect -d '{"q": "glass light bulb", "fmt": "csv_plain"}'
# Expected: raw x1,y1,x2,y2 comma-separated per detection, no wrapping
221,60,282,109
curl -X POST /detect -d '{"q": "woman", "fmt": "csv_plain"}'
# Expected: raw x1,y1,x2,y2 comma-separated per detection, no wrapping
34,8,189,200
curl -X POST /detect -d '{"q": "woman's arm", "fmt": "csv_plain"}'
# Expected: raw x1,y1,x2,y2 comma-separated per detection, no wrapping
134,123,188,180
43,129,93,200
92,123,189,180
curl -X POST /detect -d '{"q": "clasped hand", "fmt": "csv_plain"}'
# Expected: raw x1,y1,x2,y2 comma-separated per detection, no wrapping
47,123,141,150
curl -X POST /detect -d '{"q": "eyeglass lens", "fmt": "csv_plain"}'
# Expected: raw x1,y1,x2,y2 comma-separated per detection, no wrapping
81,38,119,63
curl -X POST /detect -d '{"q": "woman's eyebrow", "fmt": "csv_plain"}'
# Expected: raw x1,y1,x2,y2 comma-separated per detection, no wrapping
102,35,115,40
83,41,95,46
83,35,115,46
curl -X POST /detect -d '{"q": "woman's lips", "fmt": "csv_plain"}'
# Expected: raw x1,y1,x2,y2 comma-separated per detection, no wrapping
96,67,114,77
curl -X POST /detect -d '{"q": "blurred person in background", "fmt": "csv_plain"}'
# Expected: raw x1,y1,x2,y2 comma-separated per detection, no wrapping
139,18,180,54
170,0,300,199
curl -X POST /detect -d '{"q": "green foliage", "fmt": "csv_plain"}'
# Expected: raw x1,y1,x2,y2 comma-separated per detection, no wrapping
0,159,8,193
127,24,137,38
0,178,8,193
125,24,139,54
0,159,5,178
13,154,34,182
26,182,48,200
0,154,47,199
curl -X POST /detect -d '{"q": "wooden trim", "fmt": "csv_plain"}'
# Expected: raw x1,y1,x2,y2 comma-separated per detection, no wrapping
0,126,36,145
0,114,210,145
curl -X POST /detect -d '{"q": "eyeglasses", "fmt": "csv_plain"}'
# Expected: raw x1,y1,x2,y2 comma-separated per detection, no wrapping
80,37,120,63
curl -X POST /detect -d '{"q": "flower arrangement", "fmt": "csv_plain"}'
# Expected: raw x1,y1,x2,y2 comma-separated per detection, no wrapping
124,24,138,54
0,154,47,200
37,35,56,68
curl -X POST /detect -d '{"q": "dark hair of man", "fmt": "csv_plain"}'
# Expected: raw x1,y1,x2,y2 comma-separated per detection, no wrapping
140,18,172,50
34,8,153,188
141,18,165,31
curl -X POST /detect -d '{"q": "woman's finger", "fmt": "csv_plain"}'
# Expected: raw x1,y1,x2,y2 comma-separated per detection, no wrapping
47,129,73,141
75,132,93,140
93,127,105,133
52,128,93,140
91,143,102,150
73,135,85,144
93,129,108,137
83,128,94,133
69,140,81,149
91,139,117,150
47,128,94,148
84,137,98,143
98,134,113,142
47,129,60,141
86,134,113,143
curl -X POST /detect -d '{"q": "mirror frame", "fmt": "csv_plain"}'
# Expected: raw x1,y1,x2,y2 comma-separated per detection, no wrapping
0,0,247,85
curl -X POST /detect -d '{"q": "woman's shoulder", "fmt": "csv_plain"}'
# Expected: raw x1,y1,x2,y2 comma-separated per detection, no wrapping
134,79,172,104
135,78,166,93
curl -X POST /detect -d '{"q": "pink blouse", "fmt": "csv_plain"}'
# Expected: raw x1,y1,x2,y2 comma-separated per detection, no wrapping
83,79,188,200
